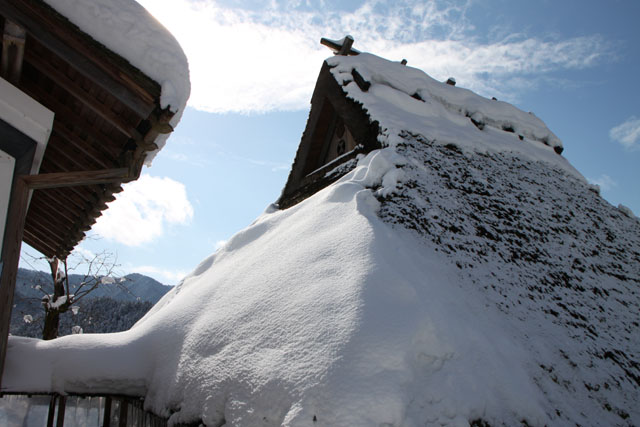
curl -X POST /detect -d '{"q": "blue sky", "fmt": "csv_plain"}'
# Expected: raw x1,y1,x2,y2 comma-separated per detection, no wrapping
21,0,640,285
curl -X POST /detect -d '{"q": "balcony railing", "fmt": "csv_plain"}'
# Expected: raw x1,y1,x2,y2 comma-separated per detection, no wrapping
0,393,167,427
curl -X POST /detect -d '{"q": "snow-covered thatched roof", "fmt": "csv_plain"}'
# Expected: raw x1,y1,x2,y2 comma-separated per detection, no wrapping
3,53,639,427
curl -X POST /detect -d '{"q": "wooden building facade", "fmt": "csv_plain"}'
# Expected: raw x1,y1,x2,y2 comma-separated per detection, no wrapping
278,38,381,209
0,0,176,389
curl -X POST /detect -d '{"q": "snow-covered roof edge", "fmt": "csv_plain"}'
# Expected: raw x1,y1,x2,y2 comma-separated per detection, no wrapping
326,53,583,180
44,0,191,164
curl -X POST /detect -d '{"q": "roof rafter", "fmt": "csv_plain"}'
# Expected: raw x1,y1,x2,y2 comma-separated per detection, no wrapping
24,48,142,139
0,0,158,117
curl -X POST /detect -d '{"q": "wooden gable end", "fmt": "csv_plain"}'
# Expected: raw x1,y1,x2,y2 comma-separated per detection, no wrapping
278,61,380,209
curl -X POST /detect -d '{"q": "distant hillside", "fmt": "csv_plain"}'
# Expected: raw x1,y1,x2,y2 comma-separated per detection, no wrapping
10,268,171,338
14,268,171,303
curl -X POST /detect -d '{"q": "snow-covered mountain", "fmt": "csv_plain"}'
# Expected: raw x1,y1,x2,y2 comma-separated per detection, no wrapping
13,268,170,303
3,53,639,427
10,268,171,338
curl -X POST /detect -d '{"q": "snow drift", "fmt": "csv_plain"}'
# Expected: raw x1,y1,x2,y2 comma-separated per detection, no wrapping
4,53,639,426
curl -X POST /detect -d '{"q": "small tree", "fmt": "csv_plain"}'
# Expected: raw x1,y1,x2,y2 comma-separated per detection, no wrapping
27,250,123,340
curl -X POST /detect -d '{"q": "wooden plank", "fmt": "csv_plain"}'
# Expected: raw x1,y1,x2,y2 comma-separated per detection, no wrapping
25,208,71,244
118,398,128,427
125,107,175,181
56,395,66,427
47,395,56,427
41,137,106,175
23,228,61,259
45,131,113,172
24,49,143,139
23,228,60,258
23,223,61,250
103,396,112,427
30,181,86,212
24,221,77,259
0,178,30,388
52,124,119,164
0,0,158,117
24,197,99,258
32,189,82,223
24,181,115,256
49,130,112,171
22,168,129,189
338,36,354,56
320,36,360,56
28,185,112,237
351,69,371,92
25,202,73,239
19,78,126,162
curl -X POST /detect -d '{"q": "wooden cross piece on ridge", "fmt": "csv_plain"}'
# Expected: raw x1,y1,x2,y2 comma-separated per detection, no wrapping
320,35,360,56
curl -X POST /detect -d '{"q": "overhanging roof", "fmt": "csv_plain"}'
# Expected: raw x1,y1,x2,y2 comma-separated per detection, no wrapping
0,0,175,258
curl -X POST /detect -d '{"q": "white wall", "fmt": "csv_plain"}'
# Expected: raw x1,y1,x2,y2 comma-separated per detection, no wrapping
0,77,53,261
0,77,53,174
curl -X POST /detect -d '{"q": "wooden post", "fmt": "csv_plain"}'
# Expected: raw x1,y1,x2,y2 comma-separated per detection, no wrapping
119,398,128,427
0,177,30,389
56,395,66,427
338,36,354,56
320,36,359,56
103,396,112,427
47,395,57,427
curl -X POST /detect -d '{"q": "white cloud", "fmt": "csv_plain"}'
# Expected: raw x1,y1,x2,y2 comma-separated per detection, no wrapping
137,0,608,113
132,265,189,284
587,174,617,191
72,245,96,260
610,116,640,150
92,175,194,246
214,240,227,250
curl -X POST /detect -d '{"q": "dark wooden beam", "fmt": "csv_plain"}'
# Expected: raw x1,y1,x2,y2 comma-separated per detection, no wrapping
0,0,157,117
338,36,354,56
126,107,174,181
22,168,129,189
23,220,63,255
320,36,360,56
351,69,371,92
20,77,126,159
32,181,86,213
23,173,123,256
26,201,74,239
47,130,112,171
51,124,119,166
24,187,105,258
32,189,82,224
25,205,71,239
24,49,143,140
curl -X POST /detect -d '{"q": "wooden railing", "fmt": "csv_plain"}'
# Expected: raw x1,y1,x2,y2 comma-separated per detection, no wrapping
0,393,167,427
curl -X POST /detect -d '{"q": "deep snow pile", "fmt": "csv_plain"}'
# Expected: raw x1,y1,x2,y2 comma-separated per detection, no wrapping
44,0,190,162
4,53,639,426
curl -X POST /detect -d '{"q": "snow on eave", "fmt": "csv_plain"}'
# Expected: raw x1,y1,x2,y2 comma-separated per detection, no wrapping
44,0,191,164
